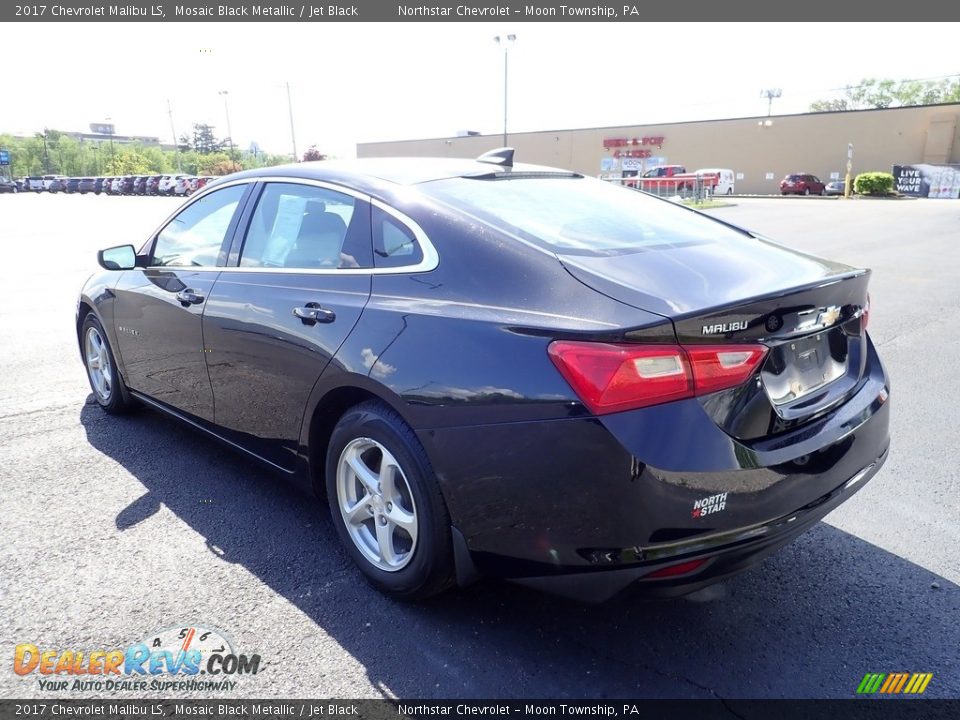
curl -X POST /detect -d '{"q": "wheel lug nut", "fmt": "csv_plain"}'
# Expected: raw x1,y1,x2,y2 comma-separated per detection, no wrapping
386,502,393,511
378,515,387,526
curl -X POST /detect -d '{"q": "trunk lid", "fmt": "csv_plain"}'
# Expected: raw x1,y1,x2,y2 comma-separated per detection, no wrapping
559,237,871,436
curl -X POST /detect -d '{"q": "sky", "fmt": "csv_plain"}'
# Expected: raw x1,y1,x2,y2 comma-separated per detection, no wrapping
3,22,958,158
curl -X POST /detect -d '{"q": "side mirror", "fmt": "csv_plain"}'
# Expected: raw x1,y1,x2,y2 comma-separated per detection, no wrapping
97,244,137,271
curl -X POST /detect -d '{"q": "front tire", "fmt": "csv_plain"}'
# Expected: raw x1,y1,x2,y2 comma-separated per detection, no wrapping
82,315,136,414
325,401,455,600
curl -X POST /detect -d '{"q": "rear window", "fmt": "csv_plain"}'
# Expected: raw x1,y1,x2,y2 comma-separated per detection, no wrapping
421,176,751,257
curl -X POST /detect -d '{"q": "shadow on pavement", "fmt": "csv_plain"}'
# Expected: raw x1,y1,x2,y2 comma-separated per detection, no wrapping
81,402,958,699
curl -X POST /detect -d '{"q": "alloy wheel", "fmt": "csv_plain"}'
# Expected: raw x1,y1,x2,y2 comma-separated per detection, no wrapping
84,326,113,402
336,437,418,572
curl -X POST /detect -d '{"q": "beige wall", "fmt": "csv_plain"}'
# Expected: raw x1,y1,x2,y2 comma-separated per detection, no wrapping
357,104,960,195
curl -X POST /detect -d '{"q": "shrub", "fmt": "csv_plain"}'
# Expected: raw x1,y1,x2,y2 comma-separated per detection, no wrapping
854,172,895,196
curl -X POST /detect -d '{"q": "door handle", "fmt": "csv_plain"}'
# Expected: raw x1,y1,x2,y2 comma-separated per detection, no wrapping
293,302,336,325
176,289,205,306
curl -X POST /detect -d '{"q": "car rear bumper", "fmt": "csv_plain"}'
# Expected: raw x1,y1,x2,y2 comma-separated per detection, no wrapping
510,445,886,602
421,335,890,600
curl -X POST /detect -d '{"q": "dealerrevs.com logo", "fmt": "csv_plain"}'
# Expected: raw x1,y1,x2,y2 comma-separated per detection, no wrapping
13,625,260,692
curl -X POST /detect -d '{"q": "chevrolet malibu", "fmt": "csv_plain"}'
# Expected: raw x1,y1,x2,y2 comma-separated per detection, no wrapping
77,151,890,602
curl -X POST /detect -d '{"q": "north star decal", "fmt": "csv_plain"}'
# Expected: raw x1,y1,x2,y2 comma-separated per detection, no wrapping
692,492,728,518
701,321,749,335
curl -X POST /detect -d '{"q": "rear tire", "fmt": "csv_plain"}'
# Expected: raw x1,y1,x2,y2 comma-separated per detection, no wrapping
81,314,136,414
325,401,455,600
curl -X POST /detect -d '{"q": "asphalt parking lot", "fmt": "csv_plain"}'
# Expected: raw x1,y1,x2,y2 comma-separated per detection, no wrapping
0,194,957,700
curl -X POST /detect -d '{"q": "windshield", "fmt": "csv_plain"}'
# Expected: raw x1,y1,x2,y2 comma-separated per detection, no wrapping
421,175,751,257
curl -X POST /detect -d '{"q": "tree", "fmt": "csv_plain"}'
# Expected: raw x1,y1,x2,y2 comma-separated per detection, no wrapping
302,145,327,162
810,76,960,112
180,123,224,154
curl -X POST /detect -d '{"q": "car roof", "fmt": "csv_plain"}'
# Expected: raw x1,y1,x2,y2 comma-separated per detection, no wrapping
222,157,578,191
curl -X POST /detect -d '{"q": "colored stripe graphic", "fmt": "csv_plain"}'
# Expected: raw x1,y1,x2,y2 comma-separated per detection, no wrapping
857,672,932,694
904,673,933,694
857,673,885,694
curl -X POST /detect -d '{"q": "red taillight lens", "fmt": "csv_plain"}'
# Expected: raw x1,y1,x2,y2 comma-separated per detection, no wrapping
548,342,692,414
685,345,768,395
548,341,767,415
643,558,709,579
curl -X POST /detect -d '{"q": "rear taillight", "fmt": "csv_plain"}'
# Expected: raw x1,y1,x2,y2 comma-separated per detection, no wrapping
548,341,767,415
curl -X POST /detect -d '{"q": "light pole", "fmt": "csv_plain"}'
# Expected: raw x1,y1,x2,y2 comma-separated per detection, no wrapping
761,88,782,116
286,82,298,162
494,34,516,147
218,90,235,160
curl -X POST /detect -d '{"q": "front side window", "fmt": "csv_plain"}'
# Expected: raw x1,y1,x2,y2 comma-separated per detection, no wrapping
239,183,372,269
151,184,247,267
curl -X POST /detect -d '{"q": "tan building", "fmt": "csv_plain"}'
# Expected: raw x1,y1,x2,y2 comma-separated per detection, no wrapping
357,104,960,195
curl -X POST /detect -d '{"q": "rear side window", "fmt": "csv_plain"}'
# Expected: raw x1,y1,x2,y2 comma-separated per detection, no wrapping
422,176,751,257
372,206,424,268
239,182,372,269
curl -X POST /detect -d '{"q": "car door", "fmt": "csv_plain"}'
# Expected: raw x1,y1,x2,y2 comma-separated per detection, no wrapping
112,183,252,421
201,180,374,471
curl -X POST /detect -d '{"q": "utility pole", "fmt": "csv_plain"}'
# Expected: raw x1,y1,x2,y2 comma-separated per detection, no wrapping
38,132,50,173
286,82,298,162
761,88,782,116
167,100,182,172
218,90,235,163
105,117,115,172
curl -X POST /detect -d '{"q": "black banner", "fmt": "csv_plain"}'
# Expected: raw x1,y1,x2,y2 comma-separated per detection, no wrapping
1,700,960,720
1,1,957,22
892,164,960,198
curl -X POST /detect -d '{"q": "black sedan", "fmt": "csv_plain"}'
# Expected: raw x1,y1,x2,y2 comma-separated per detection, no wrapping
77,151,889,602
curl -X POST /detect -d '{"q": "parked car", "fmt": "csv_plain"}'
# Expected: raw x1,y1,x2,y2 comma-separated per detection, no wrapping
64,178,82,194
119,176,136,195
780,173,826,196
77,178,97,194
42,174,67,191
78,151,888,602
145,176,162,195
825,180,846,196
158,174,186,195
94,178,107,195
133,176,148,195
695,168,736,195
174,175,197,196
48,178,65,193
0,177,18,193
192,176,214,194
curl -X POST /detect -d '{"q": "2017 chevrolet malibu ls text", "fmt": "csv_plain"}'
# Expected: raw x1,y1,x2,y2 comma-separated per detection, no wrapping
77,151,889,602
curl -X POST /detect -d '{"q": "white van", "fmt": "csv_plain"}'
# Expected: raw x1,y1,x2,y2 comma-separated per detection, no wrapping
696,168,736,196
